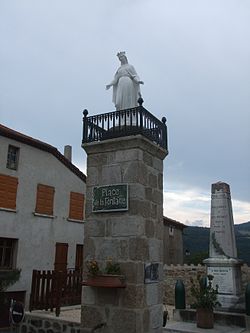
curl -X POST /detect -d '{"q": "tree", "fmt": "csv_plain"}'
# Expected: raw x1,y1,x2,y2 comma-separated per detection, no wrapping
185,251,208,265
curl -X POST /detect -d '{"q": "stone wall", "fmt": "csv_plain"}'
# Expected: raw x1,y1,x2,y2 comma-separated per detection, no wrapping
163,264,250,306
163,264,205,306
19,313,81,333
241,264,250,291
163,225,184,265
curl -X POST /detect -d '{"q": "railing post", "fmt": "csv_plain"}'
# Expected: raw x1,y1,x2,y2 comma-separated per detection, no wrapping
29,270,37,312
138,97,144,130
55,271,63,317
162,117,168,151
82,109,88,144
45,270,51,311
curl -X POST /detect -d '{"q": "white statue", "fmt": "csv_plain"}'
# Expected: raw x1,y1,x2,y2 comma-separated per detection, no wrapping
106,52,144,110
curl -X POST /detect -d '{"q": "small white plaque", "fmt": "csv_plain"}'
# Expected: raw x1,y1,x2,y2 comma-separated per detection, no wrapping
207,266,233,294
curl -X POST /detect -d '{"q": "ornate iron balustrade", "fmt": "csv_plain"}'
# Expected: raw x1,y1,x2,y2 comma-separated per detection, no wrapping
82,99,168,151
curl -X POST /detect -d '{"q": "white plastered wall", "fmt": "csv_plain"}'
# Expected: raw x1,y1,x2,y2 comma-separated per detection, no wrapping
0,136,86,306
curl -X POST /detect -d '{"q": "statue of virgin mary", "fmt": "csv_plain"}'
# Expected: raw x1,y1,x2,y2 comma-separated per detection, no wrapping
106,52,144,111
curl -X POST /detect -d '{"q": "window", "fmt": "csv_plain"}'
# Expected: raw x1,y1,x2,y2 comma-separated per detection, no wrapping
169,225,174,236
35,184,55,216
0,174,18,210
6,145,20,170
0,238,17,269
68,192,84,221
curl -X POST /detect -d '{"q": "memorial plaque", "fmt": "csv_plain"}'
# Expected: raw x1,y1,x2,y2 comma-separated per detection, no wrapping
144,263,159,284
93,184,128,212
207,266,233,294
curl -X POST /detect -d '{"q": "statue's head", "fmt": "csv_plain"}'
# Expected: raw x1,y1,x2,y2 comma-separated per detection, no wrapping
117,51,128,64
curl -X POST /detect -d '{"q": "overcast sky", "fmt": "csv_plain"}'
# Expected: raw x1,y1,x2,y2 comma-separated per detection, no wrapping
0,0,249,226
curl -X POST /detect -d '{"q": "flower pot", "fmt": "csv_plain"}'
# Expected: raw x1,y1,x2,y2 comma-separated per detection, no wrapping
196,308,214,329
82,274,126,288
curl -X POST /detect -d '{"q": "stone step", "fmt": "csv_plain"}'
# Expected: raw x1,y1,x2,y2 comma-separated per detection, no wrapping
164,321,246,333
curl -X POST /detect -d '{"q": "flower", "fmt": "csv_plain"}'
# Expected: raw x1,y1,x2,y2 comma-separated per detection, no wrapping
86,258,122,276
86,259,100,277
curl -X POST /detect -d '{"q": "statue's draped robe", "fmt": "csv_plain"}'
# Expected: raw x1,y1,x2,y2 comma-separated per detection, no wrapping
111,64,141,111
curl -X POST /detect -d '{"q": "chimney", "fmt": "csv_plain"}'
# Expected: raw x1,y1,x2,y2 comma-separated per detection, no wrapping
64,145,72,162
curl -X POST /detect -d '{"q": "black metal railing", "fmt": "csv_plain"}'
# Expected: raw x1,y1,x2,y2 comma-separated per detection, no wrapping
82,99,168,151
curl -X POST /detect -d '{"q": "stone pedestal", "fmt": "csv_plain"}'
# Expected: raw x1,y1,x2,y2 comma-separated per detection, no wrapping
204,182,244,311
81,135,167,333
204,257,244,310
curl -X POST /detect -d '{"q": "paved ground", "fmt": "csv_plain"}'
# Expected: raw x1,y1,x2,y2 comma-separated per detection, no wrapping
3,305,247,333
30,304,175,323
0,306,81,332
29,304,81,322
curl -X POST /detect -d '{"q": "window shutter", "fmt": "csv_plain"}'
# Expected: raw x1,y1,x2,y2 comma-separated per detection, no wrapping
75,244,84,271
69,192,84,221
0,174,18,210
35,184,55,215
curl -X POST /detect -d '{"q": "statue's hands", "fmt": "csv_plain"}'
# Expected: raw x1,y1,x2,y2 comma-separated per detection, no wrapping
106,84,112,90
138,81,144,85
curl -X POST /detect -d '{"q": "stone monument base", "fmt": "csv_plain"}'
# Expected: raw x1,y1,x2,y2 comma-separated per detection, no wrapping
173,308,246,328
216,294,245,312
204,257,244,311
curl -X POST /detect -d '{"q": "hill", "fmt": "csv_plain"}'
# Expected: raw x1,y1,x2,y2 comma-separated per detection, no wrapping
183,221,250,265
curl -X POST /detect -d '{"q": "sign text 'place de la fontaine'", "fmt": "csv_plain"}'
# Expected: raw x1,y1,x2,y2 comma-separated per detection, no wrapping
93,184,128,212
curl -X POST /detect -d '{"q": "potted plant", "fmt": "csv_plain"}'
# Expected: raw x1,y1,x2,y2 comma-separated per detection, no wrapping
82,259,126,288
190,274,220,329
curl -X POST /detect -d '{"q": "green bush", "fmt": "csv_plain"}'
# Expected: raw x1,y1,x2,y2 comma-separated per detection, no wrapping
190,274,221,310
0,269,21,292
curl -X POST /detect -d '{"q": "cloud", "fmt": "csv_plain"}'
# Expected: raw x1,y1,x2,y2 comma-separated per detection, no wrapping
0,0,249,225
163,186,250,227
163,187,210,226
232,199,250,224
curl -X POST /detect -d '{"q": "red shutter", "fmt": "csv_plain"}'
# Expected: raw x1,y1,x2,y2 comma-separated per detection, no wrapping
35,184,55,215
75,244,84,271
54,243,68,271
69,192,84,221
0,174,18,210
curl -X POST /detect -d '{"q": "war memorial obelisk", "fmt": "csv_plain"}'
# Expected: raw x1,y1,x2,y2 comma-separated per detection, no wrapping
80,53,168,333
204,181,244,310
